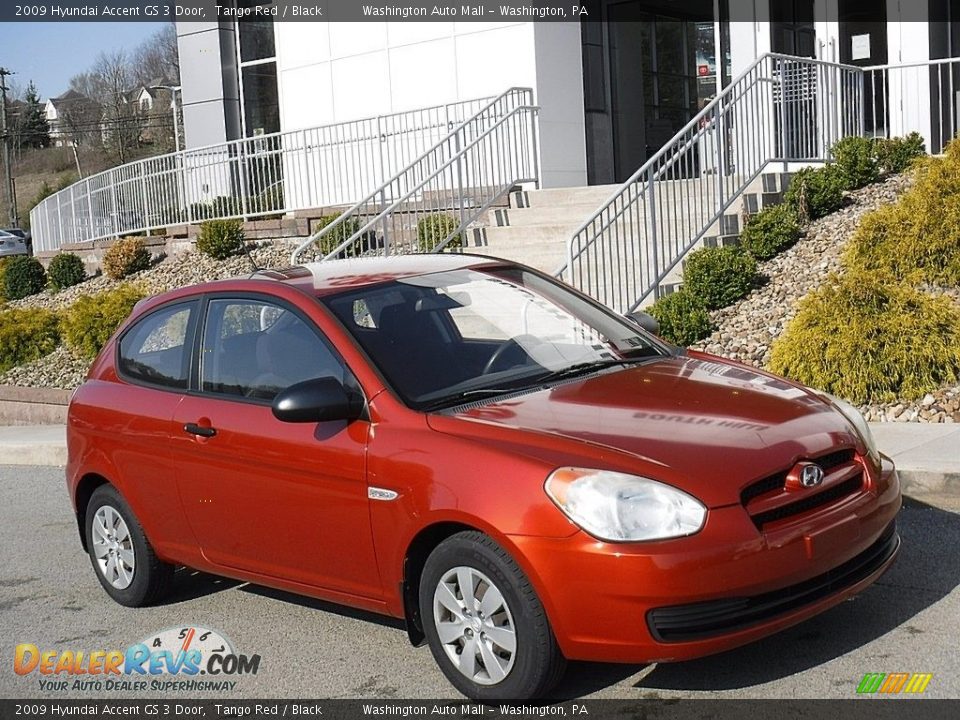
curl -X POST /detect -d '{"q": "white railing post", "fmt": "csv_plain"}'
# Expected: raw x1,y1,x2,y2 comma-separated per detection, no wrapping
86,180,95,244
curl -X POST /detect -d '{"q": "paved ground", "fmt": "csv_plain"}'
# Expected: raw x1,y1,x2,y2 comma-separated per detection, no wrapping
1,465,958,700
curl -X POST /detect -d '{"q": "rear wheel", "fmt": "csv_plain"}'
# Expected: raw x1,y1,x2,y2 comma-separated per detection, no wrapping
419,531,565,700
85,485,173,607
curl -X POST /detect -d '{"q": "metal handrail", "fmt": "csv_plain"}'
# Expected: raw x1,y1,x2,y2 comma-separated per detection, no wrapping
309,105,538,261
29,92,518,253
291,87,539,264
557,53,871,312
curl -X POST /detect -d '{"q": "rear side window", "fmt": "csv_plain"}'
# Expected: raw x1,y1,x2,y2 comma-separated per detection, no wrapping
118,303,196,389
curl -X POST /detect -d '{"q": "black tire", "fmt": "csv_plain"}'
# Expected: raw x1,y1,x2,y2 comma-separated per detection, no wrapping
85,484,173,607
419,531,566,700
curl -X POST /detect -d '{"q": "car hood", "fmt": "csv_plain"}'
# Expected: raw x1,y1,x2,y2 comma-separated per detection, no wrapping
427,354,862,507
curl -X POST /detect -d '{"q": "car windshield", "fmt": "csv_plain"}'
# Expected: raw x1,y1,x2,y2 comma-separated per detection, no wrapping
323,266,667,410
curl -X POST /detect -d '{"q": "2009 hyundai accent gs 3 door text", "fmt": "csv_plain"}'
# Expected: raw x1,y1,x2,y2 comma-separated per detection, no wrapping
66,255,901,700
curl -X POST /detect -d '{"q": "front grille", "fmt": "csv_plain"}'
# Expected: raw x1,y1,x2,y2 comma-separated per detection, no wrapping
740,449,855,506
750,475,863,528
740,449,862,530
647,521,899,643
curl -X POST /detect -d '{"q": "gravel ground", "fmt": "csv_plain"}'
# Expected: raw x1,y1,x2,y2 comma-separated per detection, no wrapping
689,173,960,424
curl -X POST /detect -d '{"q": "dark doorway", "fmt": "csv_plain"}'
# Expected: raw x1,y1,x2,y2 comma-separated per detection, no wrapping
837,0,888,140
581,0,723,184
838,0,888,66
770,0,816,58
770,0,817,158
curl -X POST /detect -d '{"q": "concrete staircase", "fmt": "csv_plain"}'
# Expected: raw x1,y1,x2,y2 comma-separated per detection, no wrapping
468,171,793,305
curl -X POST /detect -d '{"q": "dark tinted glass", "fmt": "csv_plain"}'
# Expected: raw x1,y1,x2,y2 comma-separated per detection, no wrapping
242,62,280,136
201,299,344,402
238,13,276,62
118,303,195,389
323,268,665,408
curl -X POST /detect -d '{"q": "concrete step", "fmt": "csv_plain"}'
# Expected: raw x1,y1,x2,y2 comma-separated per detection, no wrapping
509,185,621,209
493,203,609,228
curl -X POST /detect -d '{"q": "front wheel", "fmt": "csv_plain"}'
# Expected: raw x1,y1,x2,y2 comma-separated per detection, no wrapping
419,531,565,700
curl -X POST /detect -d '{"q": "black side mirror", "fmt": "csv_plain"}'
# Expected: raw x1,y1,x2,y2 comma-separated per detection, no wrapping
625,311,660,336
272,377,363,423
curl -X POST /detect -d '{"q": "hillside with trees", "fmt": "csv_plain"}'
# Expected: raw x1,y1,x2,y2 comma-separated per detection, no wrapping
1,23,180,229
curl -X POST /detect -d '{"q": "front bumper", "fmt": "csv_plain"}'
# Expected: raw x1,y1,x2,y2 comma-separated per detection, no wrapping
509,455,901,663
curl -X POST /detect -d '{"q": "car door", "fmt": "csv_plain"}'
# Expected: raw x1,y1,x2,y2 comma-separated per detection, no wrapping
105,300,200,558
170,294,381,599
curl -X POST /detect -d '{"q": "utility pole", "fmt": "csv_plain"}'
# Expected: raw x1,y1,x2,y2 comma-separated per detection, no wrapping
0,67,17,227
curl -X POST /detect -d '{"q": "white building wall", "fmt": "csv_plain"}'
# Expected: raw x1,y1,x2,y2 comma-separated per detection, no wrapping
274,21,587,190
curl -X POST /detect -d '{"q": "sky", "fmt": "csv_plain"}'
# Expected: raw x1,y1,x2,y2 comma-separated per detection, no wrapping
0,22,165,100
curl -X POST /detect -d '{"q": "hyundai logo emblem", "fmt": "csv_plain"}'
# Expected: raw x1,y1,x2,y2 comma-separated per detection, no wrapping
800,464,824,488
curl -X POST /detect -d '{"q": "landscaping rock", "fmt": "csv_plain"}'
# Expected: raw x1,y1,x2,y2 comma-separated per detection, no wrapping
689,173,960,423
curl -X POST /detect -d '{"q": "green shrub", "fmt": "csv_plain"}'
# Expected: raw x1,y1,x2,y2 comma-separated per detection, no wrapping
250,184,284,215
784,165,846,222
0,308,60,372
739,204,801,260
831,136,879,190
647,290,713,346
196,219,246,260
0,258,9,301
314,214,363,257
102,237,151,280
682,246,757,310
212,195,242,217
844,151,960,285
2,256,47,300
769,271,960,404
189,195,242,221
416,213,464,252
61,284,147,359
875,132,925,174
47,253,87,291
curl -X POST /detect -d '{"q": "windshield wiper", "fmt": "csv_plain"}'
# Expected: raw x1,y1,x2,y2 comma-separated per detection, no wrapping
530,357,655,385
420,387,525,412
420,357,658,412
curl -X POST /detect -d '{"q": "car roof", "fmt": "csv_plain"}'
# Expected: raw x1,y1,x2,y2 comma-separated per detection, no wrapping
133,254,515,314
255,254,509,296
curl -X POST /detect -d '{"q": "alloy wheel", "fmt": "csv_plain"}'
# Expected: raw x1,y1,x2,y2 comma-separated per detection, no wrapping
432,566,517,685
91,505,136,589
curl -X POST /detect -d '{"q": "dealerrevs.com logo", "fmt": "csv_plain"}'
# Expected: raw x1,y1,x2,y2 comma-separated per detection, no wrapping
14,626,260,692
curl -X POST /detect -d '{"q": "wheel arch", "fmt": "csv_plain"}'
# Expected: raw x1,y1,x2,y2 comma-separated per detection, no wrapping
401,521,481,646
74,472,112,551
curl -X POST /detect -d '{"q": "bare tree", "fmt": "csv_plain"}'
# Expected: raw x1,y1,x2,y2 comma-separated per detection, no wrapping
133,23,180,86
89,50,143,164
60,79,101,149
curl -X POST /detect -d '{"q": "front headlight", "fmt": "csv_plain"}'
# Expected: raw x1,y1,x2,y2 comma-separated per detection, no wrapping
816,391,879,461
544,468,706,542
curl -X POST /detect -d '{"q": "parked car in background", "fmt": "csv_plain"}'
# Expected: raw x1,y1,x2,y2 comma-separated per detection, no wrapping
0,229,29,258
66,255,901,700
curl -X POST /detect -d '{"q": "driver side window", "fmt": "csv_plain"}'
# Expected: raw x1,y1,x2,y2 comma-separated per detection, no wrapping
201,298,345,402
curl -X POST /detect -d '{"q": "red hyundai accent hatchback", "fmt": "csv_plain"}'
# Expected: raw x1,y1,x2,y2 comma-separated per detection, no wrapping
67,255,901,699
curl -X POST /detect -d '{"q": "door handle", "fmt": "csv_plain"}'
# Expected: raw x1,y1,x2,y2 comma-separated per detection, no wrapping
183,423,217,438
